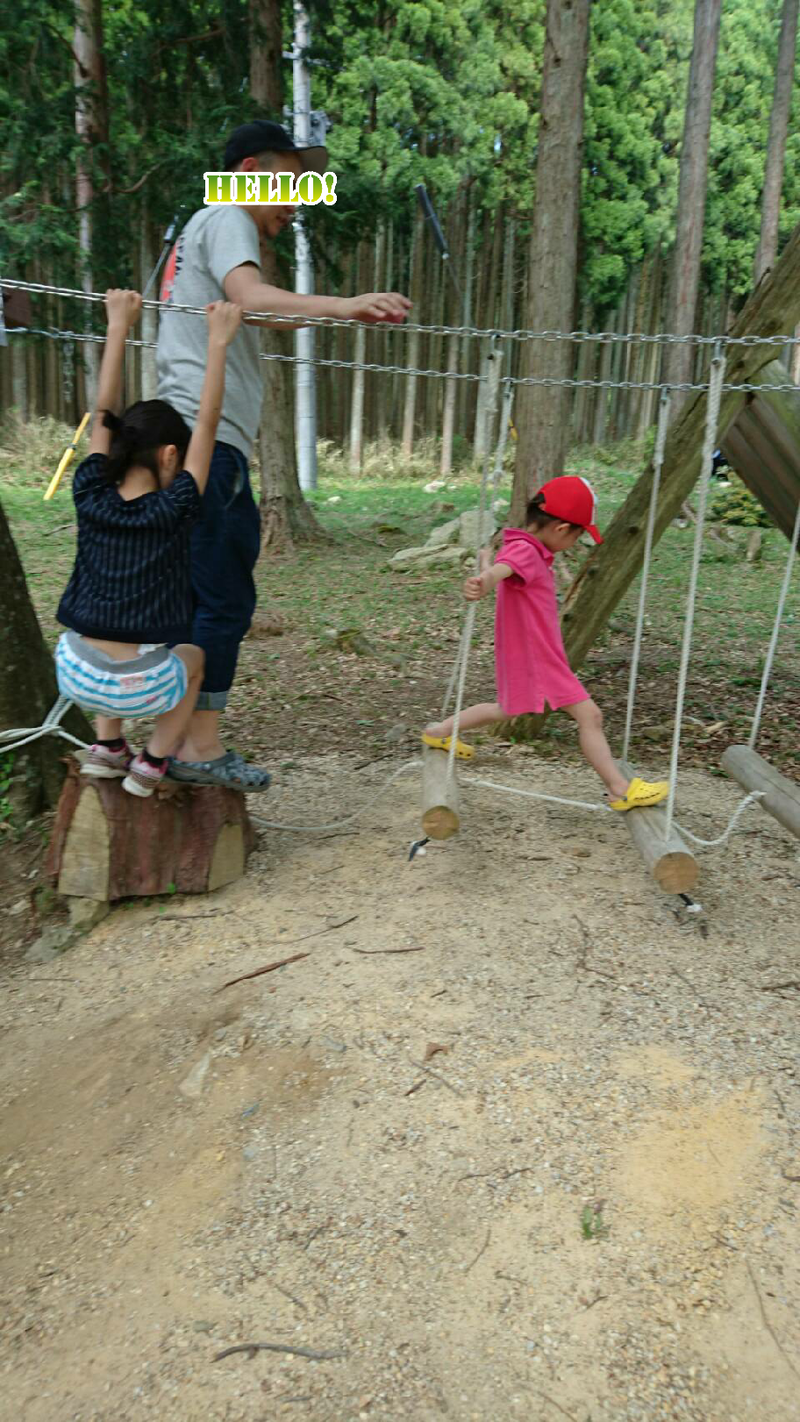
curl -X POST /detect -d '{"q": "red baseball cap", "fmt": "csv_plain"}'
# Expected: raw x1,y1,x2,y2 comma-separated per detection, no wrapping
537,475,603,544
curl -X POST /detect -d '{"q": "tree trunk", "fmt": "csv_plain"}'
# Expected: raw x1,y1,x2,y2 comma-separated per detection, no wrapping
74,0,109,409
250,0,320,546
401,210,424,460
662,0,723,408
754,0,800,284
0,500,92,815
512,0,591,523
140,207,158,399
349,242,368,471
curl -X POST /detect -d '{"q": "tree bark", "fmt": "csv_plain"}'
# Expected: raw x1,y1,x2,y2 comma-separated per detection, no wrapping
250,0,321,546
511,0,591,523
401,210,424,460
754,0,800,285
662,0,723,407
74,0,109,409
0,500,92,815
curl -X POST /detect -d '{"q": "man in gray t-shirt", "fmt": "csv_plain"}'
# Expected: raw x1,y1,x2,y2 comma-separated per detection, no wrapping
157,120,410,791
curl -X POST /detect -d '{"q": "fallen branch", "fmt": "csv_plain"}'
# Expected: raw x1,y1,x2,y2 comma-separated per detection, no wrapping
746,1257,800,1384
463,1227,491,1275
408,1059,464,1097
352,946,426,956
214,1342,345,1363
218,952,309,992
404,1078,427,1097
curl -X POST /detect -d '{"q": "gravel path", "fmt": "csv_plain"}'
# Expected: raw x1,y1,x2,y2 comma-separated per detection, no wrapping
1,749,799,1421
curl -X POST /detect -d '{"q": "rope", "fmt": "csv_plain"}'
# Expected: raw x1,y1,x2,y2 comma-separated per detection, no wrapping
747,494,800,750
249,759,421,833
6,277,800,348
663,344,726,839
622,388,671,760
464,775,765,848
0,696,90,754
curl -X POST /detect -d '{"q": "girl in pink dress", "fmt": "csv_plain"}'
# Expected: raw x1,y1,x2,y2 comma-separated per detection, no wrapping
423,476,669,812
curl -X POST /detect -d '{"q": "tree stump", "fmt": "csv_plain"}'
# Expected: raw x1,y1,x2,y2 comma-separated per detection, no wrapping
46,757,257,901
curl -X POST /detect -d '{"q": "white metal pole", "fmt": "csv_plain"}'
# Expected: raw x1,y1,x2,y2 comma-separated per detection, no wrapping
293,1,317,491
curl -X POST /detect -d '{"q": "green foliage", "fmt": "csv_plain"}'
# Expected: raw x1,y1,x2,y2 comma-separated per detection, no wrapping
711,477,773,527
0,751,15,833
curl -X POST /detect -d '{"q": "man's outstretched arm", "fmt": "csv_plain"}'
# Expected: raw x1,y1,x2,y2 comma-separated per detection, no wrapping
223,262,411,329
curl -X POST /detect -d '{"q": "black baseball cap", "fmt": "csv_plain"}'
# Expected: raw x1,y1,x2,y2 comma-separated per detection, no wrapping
223,120,328,174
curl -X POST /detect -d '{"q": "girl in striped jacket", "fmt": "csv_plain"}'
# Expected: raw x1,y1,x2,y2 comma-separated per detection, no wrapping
56,289,242,797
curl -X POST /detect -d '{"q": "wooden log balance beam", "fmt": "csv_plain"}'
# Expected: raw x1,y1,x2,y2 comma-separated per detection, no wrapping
721,745,800,840
618,760,698,894
46,756,257,901
421,745,460,840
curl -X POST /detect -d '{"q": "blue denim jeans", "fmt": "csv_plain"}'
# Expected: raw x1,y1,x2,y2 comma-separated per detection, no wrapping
190,441,261,710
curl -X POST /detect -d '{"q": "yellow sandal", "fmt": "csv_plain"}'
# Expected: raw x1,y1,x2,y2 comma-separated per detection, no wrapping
609,776,670,812
421,732,475,760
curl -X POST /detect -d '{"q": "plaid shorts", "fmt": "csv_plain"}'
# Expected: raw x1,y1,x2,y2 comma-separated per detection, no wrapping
56,631,188,719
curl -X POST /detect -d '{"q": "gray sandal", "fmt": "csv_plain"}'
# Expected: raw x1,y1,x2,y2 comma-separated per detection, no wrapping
166,750,272,791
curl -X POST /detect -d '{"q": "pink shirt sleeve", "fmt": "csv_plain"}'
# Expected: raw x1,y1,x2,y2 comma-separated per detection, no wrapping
495,541,543,585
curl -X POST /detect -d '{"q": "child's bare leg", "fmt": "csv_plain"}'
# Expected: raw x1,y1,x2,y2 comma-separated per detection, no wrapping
562,699,629,799
426,702,504,739
146,646,205,759
95,715,123,741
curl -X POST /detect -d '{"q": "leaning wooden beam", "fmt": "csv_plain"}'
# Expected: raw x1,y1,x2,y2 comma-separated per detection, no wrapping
721,745,800,840
421,745,460,840
618,760,698,894
560,220,800,674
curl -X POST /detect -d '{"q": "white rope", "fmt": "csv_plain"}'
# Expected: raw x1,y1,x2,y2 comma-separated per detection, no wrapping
622,388,671,760
748,495,800,750
0,696,90,754
249,759,420,833
465,775,765,847
663,345,726,840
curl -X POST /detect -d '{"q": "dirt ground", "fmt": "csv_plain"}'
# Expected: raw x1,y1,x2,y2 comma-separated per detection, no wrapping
1,747,800,1422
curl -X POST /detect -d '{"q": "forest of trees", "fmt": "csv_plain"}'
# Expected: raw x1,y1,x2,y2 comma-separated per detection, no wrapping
2,0,800,459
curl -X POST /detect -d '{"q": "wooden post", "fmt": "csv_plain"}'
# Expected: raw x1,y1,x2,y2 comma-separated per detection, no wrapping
721,745,800,840
618,760,698,894
421,746,460,840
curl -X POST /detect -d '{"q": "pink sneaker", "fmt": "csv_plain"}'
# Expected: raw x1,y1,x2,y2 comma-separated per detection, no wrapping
122,753,168,799
81,741,133,778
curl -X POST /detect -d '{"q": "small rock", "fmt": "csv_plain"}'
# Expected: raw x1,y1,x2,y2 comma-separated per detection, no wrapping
24,924,77,962
9,900,27,917
425,518,461,549
322,1037,347,1054
241,1102,261,1118
423,480,446,493
68,898,110,934
192,1321,214,1333
178,1052,212,1100
242,1144,258,1162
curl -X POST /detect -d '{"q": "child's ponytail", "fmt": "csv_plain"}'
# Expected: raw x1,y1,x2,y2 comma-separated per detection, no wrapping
99,400,192,485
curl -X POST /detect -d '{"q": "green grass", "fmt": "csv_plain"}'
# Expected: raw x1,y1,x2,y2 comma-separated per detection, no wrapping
2,416,798,773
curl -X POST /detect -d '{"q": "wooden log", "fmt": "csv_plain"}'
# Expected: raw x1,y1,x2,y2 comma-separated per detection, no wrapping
721,744,800,840
46,757,257,901
618,760,699,894
421,745,460,840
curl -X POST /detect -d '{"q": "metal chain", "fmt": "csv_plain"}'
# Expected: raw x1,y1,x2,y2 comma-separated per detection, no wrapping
6,276,800,348
7,325,800,394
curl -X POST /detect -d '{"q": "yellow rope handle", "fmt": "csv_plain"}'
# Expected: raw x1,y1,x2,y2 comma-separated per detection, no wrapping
44,411,91,501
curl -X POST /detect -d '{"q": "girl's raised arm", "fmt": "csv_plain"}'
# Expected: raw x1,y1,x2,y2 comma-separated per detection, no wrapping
88,290,143,457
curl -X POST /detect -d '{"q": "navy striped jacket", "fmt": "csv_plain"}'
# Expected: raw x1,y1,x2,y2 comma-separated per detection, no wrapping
57,454,202,644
